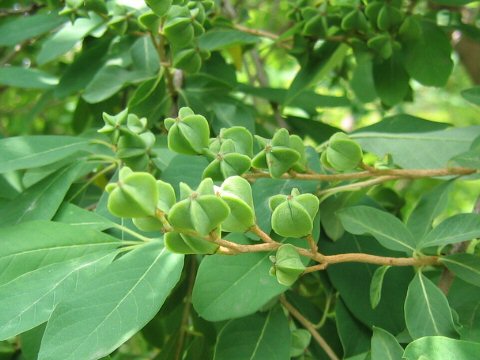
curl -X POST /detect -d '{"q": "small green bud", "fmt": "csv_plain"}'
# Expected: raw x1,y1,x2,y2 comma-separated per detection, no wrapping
106,167,158,218
367,34,393,59
365,2,383,26
270,244,306,286
377,4,403,31
341,10,369,32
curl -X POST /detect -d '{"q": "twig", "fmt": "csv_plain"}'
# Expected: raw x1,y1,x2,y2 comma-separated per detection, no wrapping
280,296,340,360
243,167,476,183
174,257,196,360
150,32,178,115
250,224,275,243
317,176,399,199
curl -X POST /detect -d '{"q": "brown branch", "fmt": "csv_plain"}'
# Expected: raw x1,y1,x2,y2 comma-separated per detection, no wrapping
250,224,275,243
243,167,476,183
280,296,340,360
317,176,399,198
234,23,280,41
212,235,439,268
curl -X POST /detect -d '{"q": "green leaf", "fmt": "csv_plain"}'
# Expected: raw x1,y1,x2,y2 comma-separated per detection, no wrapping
82,65,148,104
0,252,115,341
323,234,412,333
440,254,480,288
338,206,416,252
145,0,171,17
461,86,480,106
336,298,372,357
372,55,409,106
403,22,453,87
419,214,480,249
130,36,160,74
161,154,209,194
350,54,377,103
0,135,91,173
213,306,290,360
55,37,111,98
404,272,458,339
351,125,480,169
0,220,121,286
198,29,260,51
38,241,184,360
192,233,287,321
371,327,404,360
37,14,105,65
286,43,348,105
0,67,59,89
404,336,480,360
406,181,453,238
370,266,391,309
0,12,67,47
0,163,82,226
54,203,115,231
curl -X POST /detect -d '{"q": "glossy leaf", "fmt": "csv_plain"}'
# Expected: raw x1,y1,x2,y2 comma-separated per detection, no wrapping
371,327,403,360
0,164,82,226
338,206,416,252
406,181,453,238
404,272,458,339
213,306,290,360
370,266,391,309
419,214,480,249
440,254,480,288
0,67,59,89
0,12,66,47
404,336,480,360
351,125,480,169
461,86,480,106
403,21,453,87
54,203,115,231
37,14,105,65
192,233,287,321
0,221,122,287
38,241,184,360
198,29,259,51
0,252,115,341
0,136,91,173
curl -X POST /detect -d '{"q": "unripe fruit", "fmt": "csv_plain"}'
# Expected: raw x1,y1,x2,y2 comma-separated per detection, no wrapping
165,108,210,155
217,176,255,232
167,180,230,235
269,188,319,238
106,167,158,218
270,244,306,286
322,132,363,171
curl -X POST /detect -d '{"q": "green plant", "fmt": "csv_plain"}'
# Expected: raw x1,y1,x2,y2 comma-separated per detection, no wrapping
1,0,480,359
